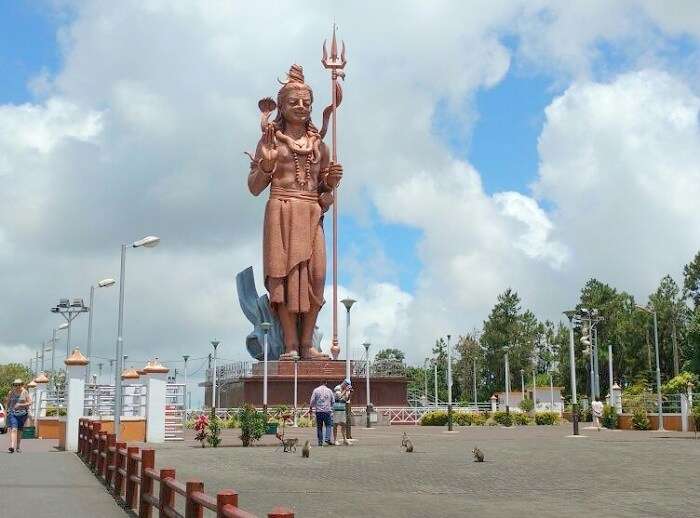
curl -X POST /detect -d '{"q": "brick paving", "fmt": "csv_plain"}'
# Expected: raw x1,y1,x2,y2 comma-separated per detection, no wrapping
145,424,700,518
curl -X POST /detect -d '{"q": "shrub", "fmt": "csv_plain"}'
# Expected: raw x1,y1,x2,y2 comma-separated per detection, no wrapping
206,407,222,448
296,416,315,428
420,410,448,426
512,412,532,426
486,416,498,426
470,412,487,426
184,418,196,430
631,408,650,430
535,411,560,425
45,405,66,417
193,414,209,447
492,411,513,427
519,398,534,412
692,403,700,436
601,404,617,429
222,416,239,429
238,404,266,446
661,372,698,395
454,412,473,426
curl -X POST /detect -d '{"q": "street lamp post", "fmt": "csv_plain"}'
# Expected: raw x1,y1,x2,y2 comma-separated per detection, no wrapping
340,298,356,440
564,310,579,436
50,298,89,357
86,278,116,383
423,358,429,406
114,235,160,440
211,340,220,410
520,369,525,401
50,323,68,388
363,342,371,428
505,352,510,412
183,355,190,410
549,370,554,409
446,334,453,432
532,368,537,411
261,322,272,414
607,343,613,402
433,359,438,408
293,357,299,427
636,305,664,431
473,358,478,409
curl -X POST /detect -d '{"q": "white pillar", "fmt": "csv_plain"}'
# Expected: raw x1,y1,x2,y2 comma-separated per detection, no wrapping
144,359,169,443
490,395,497,413
64,349,88,452
34,373,49,419
612,383,622,414
680,392,689,433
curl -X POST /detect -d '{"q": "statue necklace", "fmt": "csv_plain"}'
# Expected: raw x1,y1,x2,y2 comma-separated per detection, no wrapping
279,132,313,187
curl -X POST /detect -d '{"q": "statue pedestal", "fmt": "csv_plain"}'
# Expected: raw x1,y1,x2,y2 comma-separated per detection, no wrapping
210,360,408,408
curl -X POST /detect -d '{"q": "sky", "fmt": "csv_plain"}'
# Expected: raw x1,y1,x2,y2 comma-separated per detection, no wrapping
1,1,700,407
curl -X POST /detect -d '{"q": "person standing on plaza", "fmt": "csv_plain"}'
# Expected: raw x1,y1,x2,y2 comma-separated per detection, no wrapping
4,379,32,453
333,379,352,445
310,379,334,446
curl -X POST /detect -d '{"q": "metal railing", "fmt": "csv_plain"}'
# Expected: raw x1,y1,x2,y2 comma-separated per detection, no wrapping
205,359,407,384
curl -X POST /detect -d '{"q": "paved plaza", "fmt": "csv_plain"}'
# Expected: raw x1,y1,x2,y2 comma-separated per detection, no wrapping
145,424,700,518
0,436,125,518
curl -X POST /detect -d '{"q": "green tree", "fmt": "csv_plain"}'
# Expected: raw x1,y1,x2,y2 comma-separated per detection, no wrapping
374,348,405,362
0,363,33,402
683,250,700,309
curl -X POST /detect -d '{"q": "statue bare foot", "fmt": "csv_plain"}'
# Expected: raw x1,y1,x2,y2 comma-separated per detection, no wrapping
302,345,330,360
279,350,300,361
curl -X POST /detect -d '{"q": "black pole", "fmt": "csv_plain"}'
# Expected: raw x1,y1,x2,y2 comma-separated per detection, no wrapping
572,402,580,435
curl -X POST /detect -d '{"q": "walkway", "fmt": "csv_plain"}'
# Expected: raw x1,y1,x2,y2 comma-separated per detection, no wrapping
0,435,125,518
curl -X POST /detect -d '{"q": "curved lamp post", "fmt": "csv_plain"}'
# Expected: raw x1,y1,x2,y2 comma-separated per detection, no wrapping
114,235,160,440
261,322,272,414
340,298,356,439
363,342,371,428
86,278,116,383
564,310,579,436
635,304,664,431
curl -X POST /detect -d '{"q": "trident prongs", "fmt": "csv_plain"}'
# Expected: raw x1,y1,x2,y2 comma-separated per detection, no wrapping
322,24,347,71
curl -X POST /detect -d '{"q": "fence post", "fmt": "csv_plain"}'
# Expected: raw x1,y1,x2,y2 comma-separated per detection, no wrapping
114,441,126,496
97,432,106,475
125,446,140,509
185,480,205,518
216,491,238,518
159,468,176,517
139,449,155,518
268,507,295,518
105,433,116,482
91,422,102,469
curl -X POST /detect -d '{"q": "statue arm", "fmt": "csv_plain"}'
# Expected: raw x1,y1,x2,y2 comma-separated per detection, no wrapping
248,139,273,196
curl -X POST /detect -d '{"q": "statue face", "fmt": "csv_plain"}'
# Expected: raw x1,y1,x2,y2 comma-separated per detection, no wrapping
281,86,312,125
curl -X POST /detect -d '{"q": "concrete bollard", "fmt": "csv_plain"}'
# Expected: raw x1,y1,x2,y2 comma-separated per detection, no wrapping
490,395,497,413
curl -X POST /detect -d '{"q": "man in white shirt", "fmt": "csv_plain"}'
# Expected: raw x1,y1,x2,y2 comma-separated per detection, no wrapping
309,380,335,446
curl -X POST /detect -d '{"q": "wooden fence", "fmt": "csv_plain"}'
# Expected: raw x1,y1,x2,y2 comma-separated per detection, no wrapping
78,418,294,518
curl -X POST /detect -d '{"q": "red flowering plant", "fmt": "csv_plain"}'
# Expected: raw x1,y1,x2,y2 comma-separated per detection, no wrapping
194,414,209,448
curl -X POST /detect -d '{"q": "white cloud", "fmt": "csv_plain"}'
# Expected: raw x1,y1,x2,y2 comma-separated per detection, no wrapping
1,1,699,374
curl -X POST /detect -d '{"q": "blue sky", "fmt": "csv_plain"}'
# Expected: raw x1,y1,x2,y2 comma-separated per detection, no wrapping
0,1,62,103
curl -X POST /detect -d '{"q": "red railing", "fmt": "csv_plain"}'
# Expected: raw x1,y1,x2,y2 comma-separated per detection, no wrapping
78,418,294,518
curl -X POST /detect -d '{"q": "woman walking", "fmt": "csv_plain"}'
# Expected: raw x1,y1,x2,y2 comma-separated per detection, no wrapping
4,379,32,453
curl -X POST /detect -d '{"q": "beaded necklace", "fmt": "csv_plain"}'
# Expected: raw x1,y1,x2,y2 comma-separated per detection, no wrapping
291,150,312,187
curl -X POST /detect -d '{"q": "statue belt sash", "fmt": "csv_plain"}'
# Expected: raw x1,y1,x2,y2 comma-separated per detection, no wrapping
270,186,319,203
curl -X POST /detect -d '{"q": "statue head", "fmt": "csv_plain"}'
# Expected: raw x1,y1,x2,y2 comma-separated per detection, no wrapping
274,64,315,130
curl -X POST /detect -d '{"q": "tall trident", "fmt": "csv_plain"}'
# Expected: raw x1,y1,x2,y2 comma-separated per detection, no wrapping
322,24,347,359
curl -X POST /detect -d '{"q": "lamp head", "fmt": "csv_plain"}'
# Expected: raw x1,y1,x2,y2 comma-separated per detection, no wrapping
260,322,272,332
58,323,69,330
98,278,116,288
211,340,221,349
340,298,356,311
133,235,160,248
362,342,371,352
